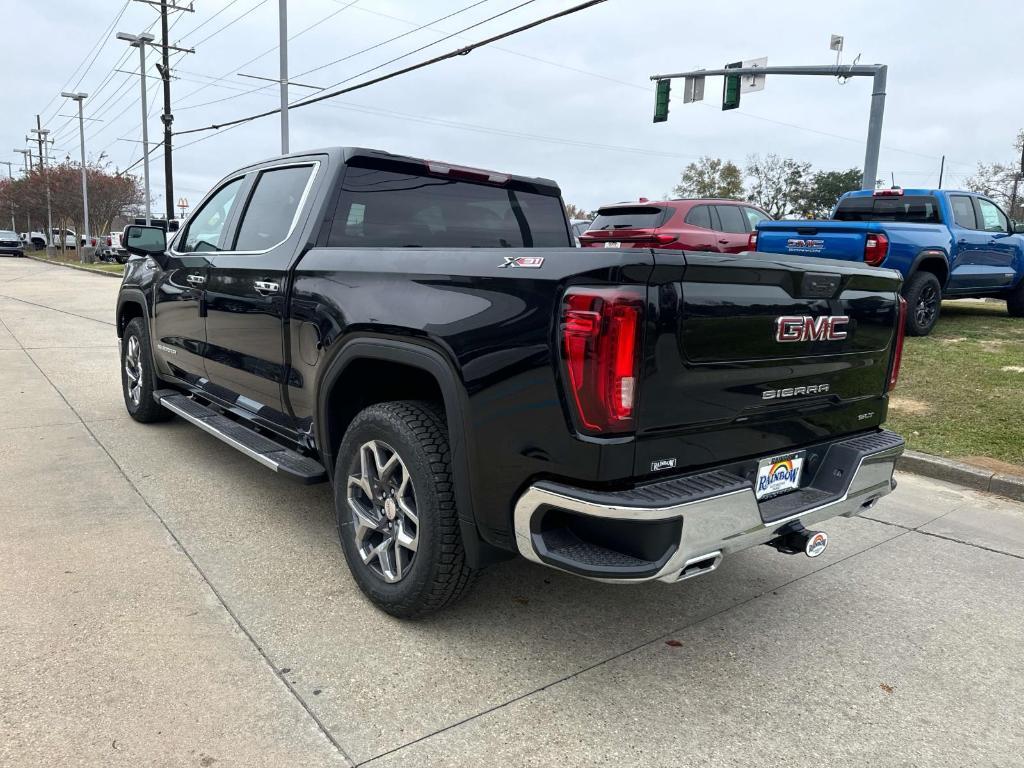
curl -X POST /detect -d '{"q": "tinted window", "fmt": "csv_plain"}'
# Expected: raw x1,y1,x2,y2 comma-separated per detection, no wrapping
572,221,592,237
743,207,770,229
715,204,747,234
180,178,244,253
233,165,314,251
684,205,712,229
976,198,1009,233
950,195,977,229
590,206,668,231
328,164,569,248
833,194,942,223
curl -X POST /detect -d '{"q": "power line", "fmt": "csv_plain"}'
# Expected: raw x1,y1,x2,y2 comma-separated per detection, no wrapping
172,0,364,109
177,0,603,137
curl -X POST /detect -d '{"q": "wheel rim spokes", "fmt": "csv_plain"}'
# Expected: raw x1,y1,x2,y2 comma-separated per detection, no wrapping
124,335,142,406
347,439,419,583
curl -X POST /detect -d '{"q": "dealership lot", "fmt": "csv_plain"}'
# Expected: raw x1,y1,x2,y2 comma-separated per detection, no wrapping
1,258,1022,767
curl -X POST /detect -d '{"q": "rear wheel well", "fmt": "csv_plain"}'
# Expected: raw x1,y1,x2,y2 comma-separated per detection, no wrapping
324,359,444,470
117,300,144,338
911,254,949,288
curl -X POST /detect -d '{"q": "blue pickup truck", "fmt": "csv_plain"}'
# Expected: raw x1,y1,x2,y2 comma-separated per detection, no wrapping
754,188,1024,335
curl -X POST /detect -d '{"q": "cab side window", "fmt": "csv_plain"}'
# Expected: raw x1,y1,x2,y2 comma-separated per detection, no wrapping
949,195,977,229
715,204,747,234
976,198,1009,234
684,205,712,229
179,177,244,253
233,165,315,251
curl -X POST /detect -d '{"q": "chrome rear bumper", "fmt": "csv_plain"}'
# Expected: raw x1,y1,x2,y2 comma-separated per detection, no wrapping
513,430,904,583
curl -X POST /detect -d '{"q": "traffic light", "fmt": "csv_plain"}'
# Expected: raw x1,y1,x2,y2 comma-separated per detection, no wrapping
722,61,741,111
653,79,671,123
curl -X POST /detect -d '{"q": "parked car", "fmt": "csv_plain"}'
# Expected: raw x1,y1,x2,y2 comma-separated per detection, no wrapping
0,230,25,257
753,188,1024,335
569,218,591,246
20,231,46,251
116,147,905,617
580,198,771,252
98,231,129,264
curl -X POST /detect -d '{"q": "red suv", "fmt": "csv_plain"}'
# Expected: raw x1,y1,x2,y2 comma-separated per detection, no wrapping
579,199,771,253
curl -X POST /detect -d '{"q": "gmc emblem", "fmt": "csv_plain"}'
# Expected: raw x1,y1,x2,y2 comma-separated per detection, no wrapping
775,315,850,342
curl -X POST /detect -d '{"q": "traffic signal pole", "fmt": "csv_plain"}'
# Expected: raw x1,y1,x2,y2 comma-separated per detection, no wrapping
649,63,888,190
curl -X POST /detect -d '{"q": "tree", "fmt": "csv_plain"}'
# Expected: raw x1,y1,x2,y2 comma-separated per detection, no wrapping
670,156,744,199
745,154,811,219
565,202,595,221
796,168,863,218
966,130,1024,219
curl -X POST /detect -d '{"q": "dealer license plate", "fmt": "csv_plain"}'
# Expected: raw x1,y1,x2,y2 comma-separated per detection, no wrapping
755,451,805,500
603,241,621,248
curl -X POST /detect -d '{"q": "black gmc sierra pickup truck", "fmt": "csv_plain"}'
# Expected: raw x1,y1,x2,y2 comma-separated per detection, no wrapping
117,147,906,617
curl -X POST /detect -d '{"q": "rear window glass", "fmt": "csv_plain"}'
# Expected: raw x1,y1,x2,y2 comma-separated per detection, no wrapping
684,205,712,229
833,194,942,223
327,162,570,248
715,204,747,234
589,206,668,231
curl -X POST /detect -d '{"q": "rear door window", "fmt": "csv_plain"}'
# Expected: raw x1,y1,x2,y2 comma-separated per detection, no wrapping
233,164,315,251
328,162,570,248
589,206,668,231
833,194,943,223
684,205,712,229
949,195,977,229
715,204,748,234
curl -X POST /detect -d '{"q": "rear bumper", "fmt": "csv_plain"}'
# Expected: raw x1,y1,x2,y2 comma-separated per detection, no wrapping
513,429,904,583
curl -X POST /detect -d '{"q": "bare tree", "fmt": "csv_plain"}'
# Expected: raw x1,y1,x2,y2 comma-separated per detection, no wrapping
966,130,1024,219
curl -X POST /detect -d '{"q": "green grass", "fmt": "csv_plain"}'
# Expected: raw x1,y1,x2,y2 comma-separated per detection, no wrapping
886,300,1024,468
31,252,123,276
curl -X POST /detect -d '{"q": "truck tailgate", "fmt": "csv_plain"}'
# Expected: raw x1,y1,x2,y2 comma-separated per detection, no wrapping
756,220,874,263
633,251,902,476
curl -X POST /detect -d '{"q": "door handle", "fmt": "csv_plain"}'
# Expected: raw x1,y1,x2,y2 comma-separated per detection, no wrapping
254,280,280,295
186,274,206,286
718,239,730,244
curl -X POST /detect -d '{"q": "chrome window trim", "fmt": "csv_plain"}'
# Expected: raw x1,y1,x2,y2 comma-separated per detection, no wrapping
170,160,320,258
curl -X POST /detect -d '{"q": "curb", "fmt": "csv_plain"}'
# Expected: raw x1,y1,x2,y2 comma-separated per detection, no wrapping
26,254,123,278
897,450,1024,503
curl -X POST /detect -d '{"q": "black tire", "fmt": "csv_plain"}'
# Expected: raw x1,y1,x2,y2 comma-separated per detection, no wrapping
1007,281,1024,318
335,400,477,618
120,317,172,423
902,271,942,336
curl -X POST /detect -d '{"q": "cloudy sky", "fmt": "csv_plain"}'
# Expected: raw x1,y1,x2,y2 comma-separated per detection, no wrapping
4,0,1022,216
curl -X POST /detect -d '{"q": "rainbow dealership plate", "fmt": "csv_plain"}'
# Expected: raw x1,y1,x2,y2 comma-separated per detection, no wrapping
755,451,805,501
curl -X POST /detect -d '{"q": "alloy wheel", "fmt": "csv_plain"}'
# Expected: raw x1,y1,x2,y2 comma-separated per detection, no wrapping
915,284,938,327
347,440,419,583
124,335,143,407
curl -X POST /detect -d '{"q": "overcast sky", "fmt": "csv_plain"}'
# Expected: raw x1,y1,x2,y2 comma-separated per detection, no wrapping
4,0,1022,216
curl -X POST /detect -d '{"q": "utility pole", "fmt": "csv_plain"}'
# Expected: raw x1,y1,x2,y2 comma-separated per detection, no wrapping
650,62,889,190
117,31,157,224
279,0,289,154
62,91,91,261
13,149,31,237
31,122,53,249
938,155,945,189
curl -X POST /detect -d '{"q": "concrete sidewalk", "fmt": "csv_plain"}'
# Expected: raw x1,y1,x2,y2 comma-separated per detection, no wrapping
1,258,1022,767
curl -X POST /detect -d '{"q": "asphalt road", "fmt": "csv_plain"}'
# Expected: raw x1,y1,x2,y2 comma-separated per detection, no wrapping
1,257,1022,767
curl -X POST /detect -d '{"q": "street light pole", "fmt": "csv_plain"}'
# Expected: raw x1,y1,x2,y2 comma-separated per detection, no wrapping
13,149,31,236
62,91,91,261
117,31,156,225
279,0,289,154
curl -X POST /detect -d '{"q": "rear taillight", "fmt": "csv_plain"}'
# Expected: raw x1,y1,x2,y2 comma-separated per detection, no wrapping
561,287,644,433
106,236,112,246
747,231,758,250
887,296,907,391
864,232,889,266
653,234,677,245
